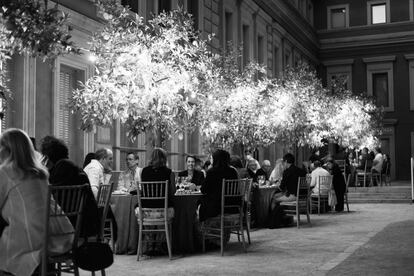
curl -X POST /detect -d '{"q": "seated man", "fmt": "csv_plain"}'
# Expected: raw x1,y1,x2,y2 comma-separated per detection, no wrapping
271,153,306,210
178,155,205,187
310,160,331,195
118,152,142,192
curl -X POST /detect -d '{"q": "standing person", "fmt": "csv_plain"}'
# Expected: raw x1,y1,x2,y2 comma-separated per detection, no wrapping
261,160,272,180
271,153,306,209
118,152,142,192
84,148,113,198
199,149,239,222
178,155,205,187
0,129,71,276
371,147,384,186
326,159,346,212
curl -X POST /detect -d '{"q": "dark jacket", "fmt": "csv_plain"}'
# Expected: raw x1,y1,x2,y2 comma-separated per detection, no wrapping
247,168,267,182
330,164,346,194
49,159,100,238
199,166,238,222
279,164,306,197
141,166,175,208
178,169,205,186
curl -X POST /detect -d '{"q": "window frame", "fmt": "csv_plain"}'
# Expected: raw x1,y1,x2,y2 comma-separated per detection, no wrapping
364,56,395,112
327,4,349,30
367,0,390,25
324,60,354,93
404,54,414,110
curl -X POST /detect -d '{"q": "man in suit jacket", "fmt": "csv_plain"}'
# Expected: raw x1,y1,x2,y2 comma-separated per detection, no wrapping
178,155,205,186
271,153,306,209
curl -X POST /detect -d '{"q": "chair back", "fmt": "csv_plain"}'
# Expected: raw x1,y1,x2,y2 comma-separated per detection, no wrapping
42,184,88,275
97,182,115,239
296,176,311,210
221,179,246,217
243,178,253,203
318,175,333,196
136,181,169,222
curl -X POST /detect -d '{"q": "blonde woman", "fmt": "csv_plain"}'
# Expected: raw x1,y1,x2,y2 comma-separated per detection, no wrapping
269,158,284,185
0,129,70,276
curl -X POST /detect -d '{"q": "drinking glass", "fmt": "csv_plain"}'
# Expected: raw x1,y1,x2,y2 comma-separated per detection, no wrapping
258,175,265,186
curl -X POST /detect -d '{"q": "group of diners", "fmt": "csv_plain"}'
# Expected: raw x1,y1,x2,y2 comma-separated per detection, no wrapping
0,128,354,276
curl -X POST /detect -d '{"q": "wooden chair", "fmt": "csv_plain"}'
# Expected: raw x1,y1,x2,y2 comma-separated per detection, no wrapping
237,179,253,244
344,174,350,212
96,183,115,253
41,184,88,276
136,181,173,261
355,160,371,188
311,175,333,215
201,179,247,256
280,176,312,228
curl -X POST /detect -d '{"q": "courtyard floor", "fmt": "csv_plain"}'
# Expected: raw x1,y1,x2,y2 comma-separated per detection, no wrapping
80,203,414,276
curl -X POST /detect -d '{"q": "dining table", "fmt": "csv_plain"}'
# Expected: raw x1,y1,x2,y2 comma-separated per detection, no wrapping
110,192,203,255
252,185,278,227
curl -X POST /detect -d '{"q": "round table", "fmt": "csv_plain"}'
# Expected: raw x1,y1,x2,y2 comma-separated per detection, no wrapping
110,194,138,255
172,194,203,254
252,186,277,227
110,193,202,255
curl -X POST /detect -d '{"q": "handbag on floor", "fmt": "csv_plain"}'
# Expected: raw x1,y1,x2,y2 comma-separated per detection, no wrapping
73,241,113,271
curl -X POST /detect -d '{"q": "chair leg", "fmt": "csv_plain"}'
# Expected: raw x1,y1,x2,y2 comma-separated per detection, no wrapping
137,224,143,261
110,221,115,252
246,215,251,245
220,224,224,256
240,218,247,253
92,271,96,276
296,205,300,228
306,205,311,226
201,224,206,253
165,222,172,260
318,198,321,215
345,195,350,212
74,266,80,276
101,270,106,276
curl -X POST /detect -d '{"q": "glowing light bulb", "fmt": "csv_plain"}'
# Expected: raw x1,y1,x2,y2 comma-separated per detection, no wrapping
178,133,184,140
88,53,97,63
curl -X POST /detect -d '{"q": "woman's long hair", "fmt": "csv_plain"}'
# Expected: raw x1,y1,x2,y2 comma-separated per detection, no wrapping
212,149,230,169
0,128,48,179
149,147,167,169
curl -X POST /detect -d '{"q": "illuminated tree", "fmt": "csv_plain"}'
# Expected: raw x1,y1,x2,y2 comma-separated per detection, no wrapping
73,1,212,146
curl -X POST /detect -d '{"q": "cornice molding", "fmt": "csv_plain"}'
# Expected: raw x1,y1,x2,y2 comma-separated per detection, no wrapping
363,56,396,63
322,59,354,66
405,54,414,60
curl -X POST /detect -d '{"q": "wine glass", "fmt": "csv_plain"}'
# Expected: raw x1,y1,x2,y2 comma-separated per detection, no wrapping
258,175,265,186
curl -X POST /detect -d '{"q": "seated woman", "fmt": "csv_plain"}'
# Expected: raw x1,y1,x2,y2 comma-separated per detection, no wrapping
199,149,239,222
269,158,284,185
178,155,205,187
230,155,249,179
246,158,267,183
0,129,72,276
139,147,176,210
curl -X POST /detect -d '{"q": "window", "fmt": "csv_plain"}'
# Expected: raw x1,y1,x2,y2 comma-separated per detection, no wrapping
364,56,395,111
367,0,390,25
121,0,138,14
372,73,389,107
325,61,353,93
257,35,264,64
308,1,314,25
405,54,414,110
158,0,171,13
58,65,86,165
242,25,250,67
284,50,291,68
224,12,233,48
327,5,349,29
273,46,280,77
187,0,199,29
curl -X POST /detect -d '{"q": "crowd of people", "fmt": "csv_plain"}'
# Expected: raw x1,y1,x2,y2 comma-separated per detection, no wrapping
0,127,391,275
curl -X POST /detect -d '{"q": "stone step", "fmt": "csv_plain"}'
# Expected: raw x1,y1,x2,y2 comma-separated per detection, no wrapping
349,186,411,193
348,198,412,204
348,193,410,199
